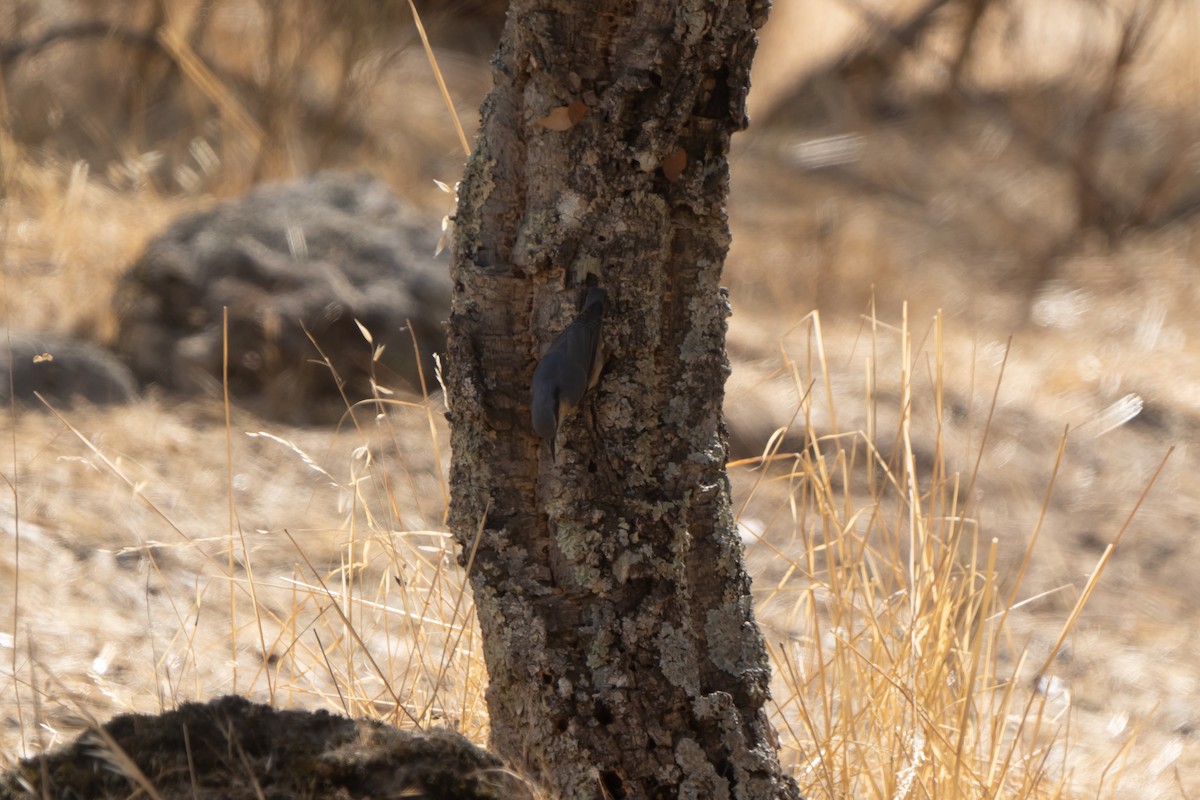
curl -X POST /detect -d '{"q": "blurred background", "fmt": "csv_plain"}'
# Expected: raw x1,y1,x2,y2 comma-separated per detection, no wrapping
2,0,1200,794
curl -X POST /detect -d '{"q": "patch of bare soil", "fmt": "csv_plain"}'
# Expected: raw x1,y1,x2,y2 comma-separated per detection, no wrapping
0,696,528,799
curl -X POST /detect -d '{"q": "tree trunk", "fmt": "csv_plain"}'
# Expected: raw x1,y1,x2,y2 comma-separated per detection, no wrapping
445,2,800,798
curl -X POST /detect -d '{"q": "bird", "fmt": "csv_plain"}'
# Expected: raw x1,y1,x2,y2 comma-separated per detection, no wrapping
530,287,607,458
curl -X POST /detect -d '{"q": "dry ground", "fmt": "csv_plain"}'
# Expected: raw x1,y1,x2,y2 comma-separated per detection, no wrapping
3,0,1200,797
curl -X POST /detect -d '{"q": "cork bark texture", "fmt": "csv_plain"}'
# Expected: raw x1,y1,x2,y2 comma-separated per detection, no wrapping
445,1,801,798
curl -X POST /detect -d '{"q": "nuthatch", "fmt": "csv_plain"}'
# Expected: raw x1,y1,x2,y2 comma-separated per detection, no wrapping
531,287,607,457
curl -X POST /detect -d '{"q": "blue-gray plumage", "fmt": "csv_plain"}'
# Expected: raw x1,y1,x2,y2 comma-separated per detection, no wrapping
531,287,607,457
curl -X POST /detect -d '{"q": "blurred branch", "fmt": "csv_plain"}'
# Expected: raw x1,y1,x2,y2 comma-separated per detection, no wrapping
828,0,959,100
797,0,1185,245
1073,0,1170,237
155,27,266,173
0,21,163,69
946,0,988,91
837,0,962,54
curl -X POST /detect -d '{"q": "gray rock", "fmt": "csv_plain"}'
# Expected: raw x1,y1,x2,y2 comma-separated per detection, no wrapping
1,332,137,406
0,695,531,800
114,172,450,421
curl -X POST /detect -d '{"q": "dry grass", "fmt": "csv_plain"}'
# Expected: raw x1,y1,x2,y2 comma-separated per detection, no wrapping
0,302,1166,798
734,308,1170,797
0,386,483,733
2,0,1196,797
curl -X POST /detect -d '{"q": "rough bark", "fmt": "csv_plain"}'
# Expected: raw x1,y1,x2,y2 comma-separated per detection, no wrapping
445,1,800,798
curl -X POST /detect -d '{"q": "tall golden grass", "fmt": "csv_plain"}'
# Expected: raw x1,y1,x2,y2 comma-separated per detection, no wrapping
1,298,1166,798
738,307,1169,797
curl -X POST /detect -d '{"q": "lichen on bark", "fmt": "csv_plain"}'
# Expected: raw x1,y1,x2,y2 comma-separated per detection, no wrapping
445,1,801,797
